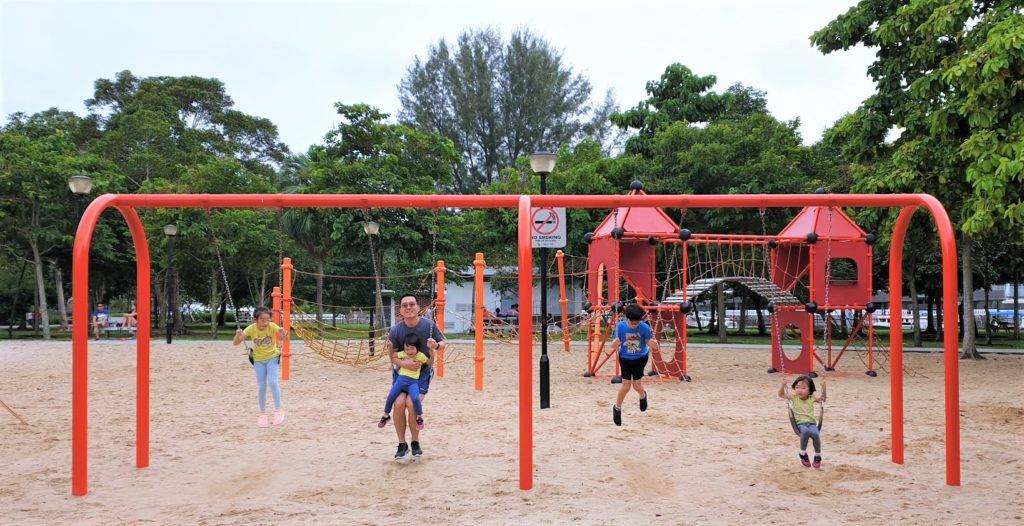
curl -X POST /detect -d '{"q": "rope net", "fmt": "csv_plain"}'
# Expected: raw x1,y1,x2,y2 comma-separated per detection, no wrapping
287,271,469,369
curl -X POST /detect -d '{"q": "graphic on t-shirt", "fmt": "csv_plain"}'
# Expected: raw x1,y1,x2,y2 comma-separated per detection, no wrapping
624,333,642,355
252,334,274,348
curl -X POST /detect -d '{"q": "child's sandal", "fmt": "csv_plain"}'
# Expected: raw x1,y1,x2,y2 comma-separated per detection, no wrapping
377,415,391,429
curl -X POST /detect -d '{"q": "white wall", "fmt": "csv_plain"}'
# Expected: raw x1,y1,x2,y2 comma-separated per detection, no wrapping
441,279,585,334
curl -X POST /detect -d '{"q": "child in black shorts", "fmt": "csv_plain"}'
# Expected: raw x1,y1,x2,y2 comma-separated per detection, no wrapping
610,303,659,426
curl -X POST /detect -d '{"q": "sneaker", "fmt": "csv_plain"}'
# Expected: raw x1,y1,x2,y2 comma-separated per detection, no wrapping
377,415,391,429
394,443,409,459
613,405,622,426
411,441,423,457
257,413,269,428
799,453,811,468
813,455,822,469
273,409,285,426
639,393,648,412
415,416,424,430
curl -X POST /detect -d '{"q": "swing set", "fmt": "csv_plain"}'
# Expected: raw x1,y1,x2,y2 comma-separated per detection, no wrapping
70,192,963,496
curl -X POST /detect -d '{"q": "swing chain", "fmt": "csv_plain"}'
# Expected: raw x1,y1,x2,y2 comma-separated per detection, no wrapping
206,210,241,331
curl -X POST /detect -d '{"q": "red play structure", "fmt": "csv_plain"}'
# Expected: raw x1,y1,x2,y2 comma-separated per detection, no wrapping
70,192,962,497
583,184,879,381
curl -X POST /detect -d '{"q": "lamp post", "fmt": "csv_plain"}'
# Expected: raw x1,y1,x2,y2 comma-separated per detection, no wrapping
364,220,384,343
68,174,93,219
163,224,178,344
530,151,557,409
68,174,92,334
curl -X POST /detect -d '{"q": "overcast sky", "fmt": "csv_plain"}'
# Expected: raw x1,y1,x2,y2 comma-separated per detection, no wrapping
2,0,876,153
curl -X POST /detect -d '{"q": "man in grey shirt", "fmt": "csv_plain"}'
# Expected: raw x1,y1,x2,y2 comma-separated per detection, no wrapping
385,293,447,459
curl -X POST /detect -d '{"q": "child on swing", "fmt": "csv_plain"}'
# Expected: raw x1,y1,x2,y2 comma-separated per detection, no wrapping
233,306,287,428
610,303,659,426
378,333,428,430
778,375,827,468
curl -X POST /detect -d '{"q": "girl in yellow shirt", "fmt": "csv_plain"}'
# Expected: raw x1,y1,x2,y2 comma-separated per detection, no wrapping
778,375,827,468
233,307,288,428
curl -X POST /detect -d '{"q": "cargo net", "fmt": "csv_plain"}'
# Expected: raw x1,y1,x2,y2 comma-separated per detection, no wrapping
287,267,466,369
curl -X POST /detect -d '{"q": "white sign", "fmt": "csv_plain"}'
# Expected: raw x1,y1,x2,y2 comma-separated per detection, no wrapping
530,207,567,248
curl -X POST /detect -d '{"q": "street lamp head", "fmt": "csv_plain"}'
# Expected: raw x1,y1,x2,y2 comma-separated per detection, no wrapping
163,224,178,237
529,152,557,175
68,174,93,196
363,221,380,236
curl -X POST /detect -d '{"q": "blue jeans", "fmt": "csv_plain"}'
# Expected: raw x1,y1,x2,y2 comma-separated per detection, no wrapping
254,355,282,412
385,376,422,416
798,423,821,453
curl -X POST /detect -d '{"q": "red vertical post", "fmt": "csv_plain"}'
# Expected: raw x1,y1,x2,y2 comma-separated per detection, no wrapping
281,258,293,380
556,250,571,353
888,207,914,466
517,195,534,490
272,286,281,325
118,206,152,471
917,198,961,486
473,253,485,391
435,260,447,377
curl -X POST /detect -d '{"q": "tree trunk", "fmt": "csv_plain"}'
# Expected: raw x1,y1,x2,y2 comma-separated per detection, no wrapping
960,233,982,359
52,260,69,331
695,303,704,330
707,300,715,334
753,296,761,333
210,267,219,338
29,237,51,339
737,290,748,335
259,270,268,307
717,284,727,343
218,298,227,327
936,294,944,342
316,260,325,322
908,254,921,347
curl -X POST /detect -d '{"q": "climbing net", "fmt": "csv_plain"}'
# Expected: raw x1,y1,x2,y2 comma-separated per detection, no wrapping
287,266,468,369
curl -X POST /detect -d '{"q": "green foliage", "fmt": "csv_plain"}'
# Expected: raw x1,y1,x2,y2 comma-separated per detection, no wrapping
812,0,1024,236
398,28,608,192
281,104,460,307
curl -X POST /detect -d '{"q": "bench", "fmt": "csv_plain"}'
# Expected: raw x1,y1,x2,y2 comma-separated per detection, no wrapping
98,316,137,337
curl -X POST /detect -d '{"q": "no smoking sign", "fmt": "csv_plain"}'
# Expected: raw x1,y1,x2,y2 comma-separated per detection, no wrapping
530,207,566,248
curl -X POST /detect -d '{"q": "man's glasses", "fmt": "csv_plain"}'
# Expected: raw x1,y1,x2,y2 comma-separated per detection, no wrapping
400,303,418,308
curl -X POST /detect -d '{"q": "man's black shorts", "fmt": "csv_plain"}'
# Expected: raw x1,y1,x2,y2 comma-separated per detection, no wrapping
619,354,649,381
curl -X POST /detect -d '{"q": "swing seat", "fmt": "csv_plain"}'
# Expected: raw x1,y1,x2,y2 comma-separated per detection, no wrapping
787,401,824,435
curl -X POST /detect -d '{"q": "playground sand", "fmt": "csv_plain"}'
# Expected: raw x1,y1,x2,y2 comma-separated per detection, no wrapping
1,339,1022,525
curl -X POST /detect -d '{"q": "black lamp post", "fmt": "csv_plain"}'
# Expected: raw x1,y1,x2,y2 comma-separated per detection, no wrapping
530,151,557,409
67,174,93,220
68,174,92,327
163,224,178,344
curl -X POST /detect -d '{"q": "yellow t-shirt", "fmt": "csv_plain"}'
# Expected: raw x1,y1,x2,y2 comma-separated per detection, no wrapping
396,350,429,379
243,322,282,362
791,394,817,425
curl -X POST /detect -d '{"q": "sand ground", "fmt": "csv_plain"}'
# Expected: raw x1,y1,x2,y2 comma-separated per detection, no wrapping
1,339,1022,525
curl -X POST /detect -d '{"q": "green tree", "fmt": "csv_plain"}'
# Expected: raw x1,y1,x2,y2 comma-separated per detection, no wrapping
0,129,120,339
398,28,609,192
811,0,1024,358
287,104,459,311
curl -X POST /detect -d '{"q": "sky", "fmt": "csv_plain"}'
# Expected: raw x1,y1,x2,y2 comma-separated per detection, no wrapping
1,0,877,153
